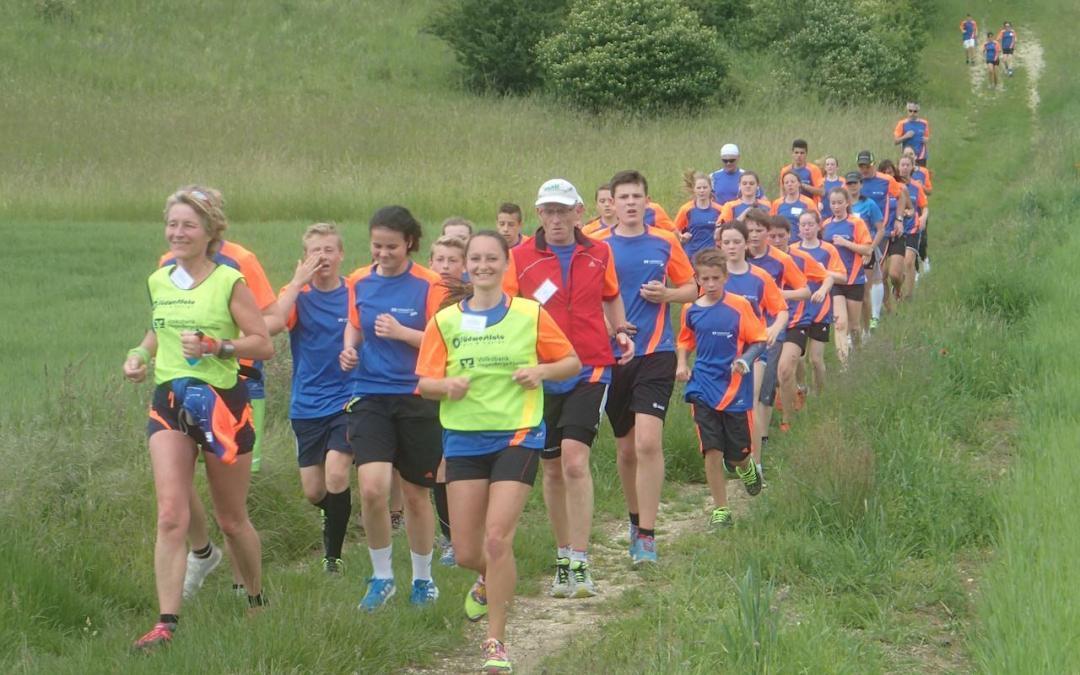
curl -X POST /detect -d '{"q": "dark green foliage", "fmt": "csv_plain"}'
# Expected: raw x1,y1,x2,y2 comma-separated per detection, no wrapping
682,0,752,45
537,0,730,116
426,0,567,94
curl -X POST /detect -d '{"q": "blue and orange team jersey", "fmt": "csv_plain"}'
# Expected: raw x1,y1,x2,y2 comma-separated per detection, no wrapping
778,163,824,202
581,217,611,237
591,226,694,356
985,40,1000,61
895,118,931,161
785,248,828,328
791,241,845,325
851,197,885,239
999,29,1016,50
644,202,676,232
749,245,807,295
673,199,723,260
415,299,573,458
677,292,766,412
283,281,358,419
820,178,844,218
962,19,978,40
347,261,446,396
770,196,818,243
859,172,903,221
821,216,872,285
710,168,766,204
719,198,772,224
912,167,933,194
903,181,929,234
724,265,787,322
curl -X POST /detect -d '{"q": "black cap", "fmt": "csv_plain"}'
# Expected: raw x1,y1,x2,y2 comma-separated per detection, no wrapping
844,171,862,183
856,150,874,165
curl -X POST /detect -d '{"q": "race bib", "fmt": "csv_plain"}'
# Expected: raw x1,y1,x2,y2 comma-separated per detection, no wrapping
533,278,558,305
460,313,487,332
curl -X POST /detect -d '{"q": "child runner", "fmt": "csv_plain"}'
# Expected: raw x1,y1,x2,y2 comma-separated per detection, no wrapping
821,188,873,360
743,210,808,467
714,221,787,476
592,170,697,565
429,234,467,566
269,223,357,575
719,171,772,224
790,211,847,396
125,186,272,651
676,248,766,528
771,171,818,243
984,32,1001,88
582,183,617,235
998,21,1017,76
961,14,979,64
496,203,527,248
507,178,634,598
441,217,474,241
673,170,724,260
820,156,843,220
340,206,447,611
896,156,930,300
777,139,824,203
417,231,580,675
849,168,886,334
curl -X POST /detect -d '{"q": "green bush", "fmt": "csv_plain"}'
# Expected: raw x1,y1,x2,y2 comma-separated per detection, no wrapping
784,0,920,104
426,0,567,94
683,0,753,45
537,0,729,115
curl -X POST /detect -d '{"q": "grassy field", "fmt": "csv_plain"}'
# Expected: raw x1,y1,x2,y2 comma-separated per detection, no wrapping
2,0,1076,672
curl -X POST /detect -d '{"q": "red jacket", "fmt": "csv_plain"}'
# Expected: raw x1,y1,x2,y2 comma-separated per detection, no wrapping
504,228,620,367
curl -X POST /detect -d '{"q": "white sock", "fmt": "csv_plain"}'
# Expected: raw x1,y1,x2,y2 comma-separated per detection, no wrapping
871,282,884,320
557,545,571,560
369,544,393,580
410,550,433,582
570,548,588,564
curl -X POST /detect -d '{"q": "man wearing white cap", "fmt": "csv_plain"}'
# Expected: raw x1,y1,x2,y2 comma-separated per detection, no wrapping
504,179,634,598
710,143,764,204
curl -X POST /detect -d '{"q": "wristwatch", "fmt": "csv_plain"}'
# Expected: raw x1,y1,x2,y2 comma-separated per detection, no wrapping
219,340,236,358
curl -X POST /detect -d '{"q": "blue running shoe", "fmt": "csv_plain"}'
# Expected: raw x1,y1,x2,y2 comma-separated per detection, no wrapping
631,535,657,566
409,579,439,606
358,577,396,612
628,523,639,557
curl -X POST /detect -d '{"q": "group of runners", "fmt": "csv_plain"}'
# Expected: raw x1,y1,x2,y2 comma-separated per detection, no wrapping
962,14,1019,87
124,103,938,672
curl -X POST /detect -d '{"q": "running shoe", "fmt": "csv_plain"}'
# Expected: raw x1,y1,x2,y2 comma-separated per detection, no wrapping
480,638,512,673
464,577,488,621
182,545,223,599
439,541,457,567
390,510,405,531
409,578,440,606
709,507,733,529
631,535,657,566
569,559,597,598
358,577,396,612
736,462,763,496
795,387,807,411
779,422,791,433
923,258,931,274
550,556,571,598
322,557,344,576
232,583,246,597
628,523,639,557
131,622,174,653
869,317,880,330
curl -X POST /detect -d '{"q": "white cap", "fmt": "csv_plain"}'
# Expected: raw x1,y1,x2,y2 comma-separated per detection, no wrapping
720,143,740,159
535,178,582,207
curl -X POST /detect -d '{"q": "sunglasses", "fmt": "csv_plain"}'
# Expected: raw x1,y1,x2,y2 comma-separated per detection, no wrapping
907,109,919,113
722,158,738,164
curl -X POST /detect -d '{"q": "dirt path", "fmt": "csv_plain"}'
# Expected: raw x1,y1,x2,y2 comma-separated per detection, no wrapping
413,479,753,674
1017,36,1044,115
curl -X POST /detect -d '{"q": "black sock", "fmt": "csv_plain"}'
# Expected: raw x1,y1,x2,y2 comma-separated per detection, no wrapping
761,435,769,448
639,527,655,538
191,543,212,559
247,593,265,608
434,482,451,540
159,614,179,627
232,583,244,592
629,512,640,527
323,488,352,560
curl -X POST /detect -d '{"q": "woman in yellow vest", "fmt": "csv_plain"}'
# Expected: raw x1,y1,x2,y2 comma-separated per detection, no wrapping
417,231,580,674
122,186,274,652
